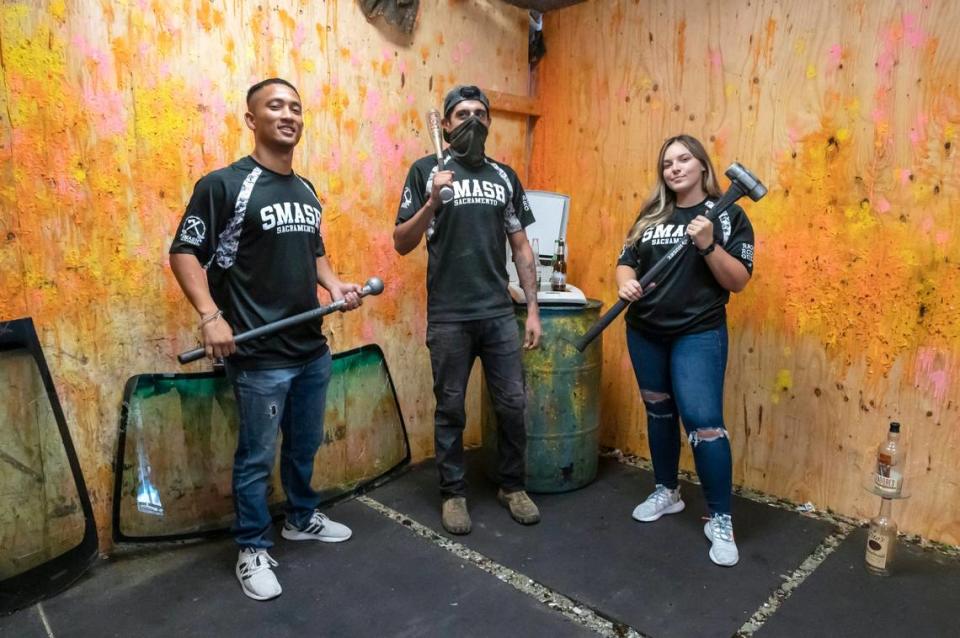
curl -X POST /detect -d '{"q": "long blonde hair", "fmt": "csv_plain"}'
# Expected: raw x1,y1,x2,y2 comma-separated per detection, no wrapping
624,135,722,246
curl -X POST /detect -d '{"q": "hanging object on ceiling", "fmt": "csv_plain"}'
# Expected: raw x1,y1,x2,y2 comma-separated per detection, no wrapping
500,0,586,12
359,0,420,34
529,11,546,67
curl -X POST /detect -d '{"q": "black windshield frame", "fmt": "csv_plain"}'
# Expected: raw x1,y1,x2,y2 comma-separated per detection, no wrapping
0,318,98,616
112,343,410,543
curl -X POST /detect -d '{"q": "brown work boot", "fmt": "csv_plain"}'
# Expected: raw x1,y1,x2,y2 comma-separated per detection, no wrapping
441,497,472,535
497,489,541,525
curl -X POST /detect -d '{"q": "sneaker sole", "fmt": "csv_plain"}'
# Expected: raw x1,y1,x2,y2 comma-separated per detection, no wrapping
632,499,685,522
708,547,740,567
704,525,740,567
281,528,352,543
235,566,282,601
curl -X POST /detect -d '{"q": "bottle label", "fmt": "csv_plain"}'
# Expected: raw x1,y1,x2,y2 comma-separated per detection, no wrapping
550,270,566,291
874,464,902,493
865,530,890,569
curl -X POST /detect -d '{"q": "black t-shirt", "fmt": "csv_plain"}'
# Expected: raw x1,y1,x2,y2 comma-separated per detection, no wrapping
395,153,535,322
170,156,328,369
616,199,755,336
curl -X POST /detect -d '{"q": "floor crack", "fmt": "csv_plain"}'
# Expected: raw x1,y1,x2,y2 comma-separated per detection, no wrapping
734,526,854,636
357,495,649,638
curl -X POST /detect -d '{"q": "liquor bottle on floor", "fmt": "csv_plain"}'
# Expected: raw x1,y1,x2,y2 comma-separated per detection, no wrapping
874,421,906,496
865,497,897,576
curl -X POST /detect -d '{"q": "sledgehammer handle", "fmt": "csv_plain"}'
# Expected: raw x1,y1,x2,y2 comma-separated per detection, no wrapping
572,247,671,352
574,298,627,352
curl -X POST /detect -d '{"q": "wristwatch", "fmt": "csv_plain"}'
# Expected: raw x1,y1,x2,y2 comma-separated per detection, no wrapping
697,241,716,256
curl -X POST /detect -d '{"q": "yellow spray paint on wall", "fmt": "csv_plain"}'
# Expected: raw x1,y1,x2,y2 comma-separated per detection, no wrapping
772,369,793,404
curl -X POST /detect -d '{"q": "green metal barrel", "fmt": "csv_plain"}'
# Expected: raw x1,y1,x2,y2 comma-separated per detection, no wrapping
481,299,602,493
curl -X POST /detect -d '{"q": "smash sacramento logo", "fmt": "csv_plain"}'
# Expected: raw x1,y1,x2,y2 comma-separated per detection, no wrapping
180,216,206,246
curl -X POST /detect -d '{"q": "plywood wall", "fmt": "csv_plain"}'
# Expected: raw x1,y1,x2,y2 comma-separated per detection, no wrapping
0,0,530,549
531,0,960,544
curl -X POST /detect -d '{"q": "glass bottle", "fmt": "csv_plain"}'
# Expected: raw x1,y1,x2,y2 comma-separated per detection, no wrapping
865,498,897,576
550,239,567,291
874,422,906,496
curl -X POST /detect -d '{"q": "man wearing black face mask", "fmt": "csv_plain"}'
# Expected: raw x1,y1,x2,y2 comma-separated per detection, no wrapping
393,85,542,536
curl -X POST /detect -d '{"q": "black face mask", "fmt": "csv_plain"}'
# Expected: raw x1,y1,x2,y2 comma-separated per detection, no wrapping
443,117,488,167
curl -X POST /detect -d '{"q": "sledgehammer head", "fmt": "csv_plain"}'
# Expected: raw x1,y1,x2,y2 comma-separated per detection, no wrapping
725,162,767,201
364,277,385,296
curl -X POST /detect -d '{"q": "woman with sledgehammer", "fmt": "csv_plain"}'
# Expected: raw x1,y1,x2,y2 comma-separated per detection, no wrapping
615,134,756,567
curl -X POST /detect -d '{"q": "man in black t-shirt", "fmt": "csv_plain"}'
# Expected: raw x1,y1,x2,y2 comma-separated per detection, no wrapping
170,78,361,601
394,85,542,535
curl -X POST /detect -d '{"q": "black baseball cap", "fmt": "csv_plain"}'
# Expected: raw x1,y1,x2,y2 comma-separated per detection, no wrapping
443,85,490,117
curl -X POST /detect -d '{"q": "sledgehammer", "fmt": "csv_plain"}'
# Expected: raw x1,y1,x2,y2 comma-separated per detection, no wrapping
573,163,766,352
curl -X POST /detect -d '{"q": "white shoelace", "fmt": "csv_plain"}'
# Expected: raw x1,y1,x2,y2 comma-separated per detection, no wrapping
303,511,329,533
239,550,277,578
649,485,676,508
710,514,734,542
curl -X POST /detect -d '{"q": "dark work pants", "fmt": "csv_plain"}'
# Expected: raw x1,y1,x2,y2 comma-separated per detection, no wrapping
427,315,527,499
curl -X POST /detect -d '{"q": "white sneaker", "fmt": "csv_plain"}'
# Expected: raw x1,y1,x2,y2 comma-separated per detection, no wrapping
281,510,353,543
632,484,685,522
235,548,281,601
704,513,739,566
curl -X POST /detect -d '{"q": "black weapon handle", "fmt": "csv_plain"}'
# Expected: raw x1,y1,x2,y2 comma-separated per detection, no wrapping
573,298,627,352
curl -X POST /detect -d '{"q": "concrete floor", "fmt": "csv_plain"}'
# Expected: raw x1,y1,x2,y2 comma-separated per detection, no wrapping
2,454,957,638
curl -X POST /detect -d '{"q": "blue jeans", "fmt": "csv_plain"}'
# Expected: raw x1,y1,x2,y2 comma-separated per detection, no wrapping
427,315,527,498
626,324,732,515
225,350,332,549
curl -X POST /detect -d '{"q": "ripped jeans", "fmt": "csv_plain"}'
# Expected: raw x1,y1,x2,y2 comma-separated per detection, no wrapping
626,324,732,515
225,350,332,549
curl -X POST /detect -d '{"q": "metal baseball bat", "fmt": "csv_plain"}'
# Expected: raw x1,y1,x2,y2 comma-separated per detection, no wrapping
425,109,454,204
178,277,385,364
574,163,767,352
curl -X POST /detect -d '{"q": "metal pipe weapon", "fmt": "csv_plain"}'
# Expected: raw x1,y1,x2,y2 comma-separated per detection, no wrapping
178,277,385,364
